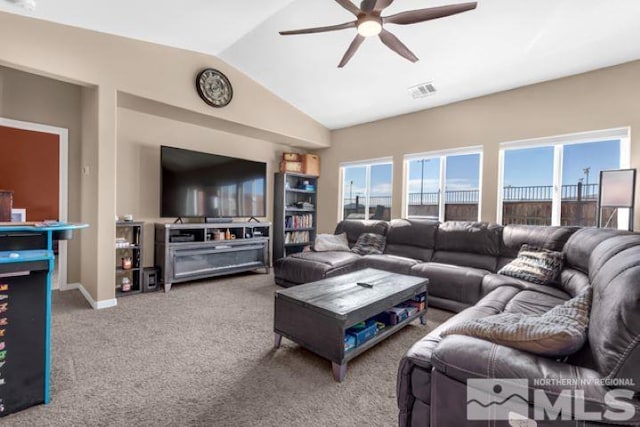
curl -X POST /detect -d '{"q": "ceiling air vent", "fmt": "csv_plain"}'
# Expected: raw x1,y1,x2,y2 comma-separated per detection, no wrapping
408,82,437,99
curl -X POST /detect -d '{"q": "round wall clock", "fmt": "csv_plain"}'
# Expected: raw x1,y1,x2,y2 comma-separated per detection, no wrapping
195,68,233,108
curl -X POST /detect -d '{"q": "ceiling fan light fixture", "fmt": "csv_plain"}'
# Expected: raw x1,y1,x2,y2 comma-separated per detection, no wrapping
357,19,382,37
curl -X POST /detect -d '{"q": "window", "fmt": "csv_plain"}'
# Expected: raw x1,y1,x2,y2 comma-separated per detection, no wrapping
502,146,555,225
561,140,619,227
341,159,392,221
499,128,630,228
405,148,482,221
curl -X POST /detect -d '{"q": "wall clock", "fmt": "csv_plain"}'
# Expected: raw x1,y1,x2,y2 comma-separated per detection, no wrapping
195,68,233,108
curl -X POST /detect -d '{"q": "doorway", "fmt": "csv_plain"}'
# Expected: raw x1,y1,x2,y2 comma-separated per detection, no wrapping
0,118,69,289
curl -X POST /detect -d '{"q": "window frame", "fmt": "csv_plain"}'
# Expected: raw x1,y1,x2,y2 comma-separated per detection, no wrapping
403,146,483,222
339,157,394,221
497,127,631,228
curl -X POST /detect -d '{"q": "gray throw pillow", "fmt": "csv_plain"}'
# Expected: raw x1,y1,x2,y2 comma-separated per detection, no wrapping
441,288,592,357
498,244,564,285
313,233,350,252
351,233,386,256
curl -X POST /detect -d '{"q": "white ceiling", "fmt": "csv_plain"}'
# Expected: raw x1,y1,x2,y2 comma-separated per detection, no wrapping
2,0,640,129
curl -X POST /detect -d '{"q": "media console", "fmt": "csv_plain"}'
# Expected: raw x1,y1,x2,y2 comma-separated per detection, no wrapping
154,222,271,292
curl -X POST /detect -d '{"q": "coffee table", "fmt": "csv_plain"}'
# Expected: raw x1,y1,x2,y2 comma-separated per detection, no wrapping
274,268,428,382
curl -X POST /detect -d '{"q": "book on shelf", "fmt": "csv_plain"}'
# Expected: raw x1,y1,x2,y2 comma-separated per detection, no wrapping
284,231,310,244
285,214,313,229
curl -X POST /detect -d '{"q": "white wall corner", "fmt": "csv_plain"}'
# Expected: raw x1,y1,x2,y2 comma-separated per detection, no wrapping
64,283,118,310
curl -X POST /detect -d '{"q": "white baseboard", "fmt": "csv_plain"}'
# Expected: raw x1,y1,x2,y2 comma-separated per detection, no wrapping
64,283,118,310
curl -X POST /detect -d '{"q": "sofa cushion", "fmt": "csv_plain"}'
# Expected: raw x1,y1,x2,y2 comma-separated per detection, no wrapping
558,268,591,298
289,251,360,267
441,289,591,357
497,244,564,285
500,224,577,259
431,251,498,272
404,285,522,370
410,262,490,306
356,254,418,275
564,227,630,274
586,236,640,391
351,233,386,255
503,289,569,315
313,233,350,252
481,273,572,301
273,251,361,285
384,218,438,261
435,221,502,256
334,220,389,247
430,335,640,424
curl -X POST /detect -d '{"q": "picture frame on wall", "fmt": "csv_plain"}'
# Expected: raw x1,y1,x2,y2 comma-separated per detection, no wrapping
11,208,26,223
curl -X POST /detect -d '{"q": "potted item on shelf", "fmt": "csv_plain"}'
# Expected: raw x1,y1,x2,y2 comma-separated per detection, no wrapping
121,256,132,270
121,277,132,292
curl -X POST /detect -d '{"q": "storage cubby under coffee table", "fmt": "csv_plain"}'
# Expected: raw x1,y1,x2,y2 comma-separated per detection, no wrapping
274,268,428,382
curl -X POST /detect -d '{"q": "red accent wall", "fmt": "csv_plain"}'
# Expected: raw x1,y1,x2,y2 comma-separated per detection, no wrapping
0,125,59,221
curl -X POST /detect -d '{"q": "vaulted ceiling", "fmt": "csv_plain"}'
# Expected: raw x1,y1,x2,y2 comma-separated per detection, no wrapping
2,0,639,129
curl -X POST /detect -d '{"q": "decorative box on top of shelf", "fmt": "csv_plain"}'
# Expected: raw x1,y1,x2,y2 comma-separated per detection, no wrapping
115,221,145,297
274,172,318,261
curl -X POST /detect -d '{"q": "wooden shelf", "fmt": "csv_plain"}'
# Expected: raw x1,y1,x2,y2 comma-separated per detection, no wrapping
115,267,141,273
285,208,315,212
286,188,316,194
274,172,318,261
115,222,144,298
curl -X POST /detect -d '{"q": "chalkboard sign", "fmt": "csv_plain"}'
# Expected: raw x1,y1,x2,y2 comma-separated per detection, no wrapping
0,260,48,416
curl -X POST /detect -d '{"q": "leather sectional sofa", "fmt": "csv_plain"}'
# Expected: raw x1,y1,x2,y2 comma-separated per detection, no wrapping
274,219,640,426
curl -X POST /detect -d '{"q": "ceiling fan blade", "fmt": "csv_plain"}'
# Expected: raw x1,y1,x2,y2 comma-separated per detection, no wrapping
335,0,362,16
280,21,356,35
338,34,365,68
384,2,477,26
373,0,394,12
379,29,418,62
360,0,377,13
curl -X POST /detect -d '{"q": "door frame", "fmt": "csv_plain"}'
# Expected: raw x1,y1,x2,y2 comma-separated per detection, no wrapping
0,117,70,289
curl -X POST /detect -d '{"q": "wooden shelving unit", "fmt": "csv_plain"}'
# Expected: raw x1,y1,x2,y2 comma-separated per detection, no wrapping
273,172,318,261
115,221,144,297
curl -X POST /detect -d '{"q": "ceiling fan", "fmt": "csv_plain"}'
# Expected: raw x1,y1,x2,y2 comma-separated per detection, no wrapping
279,0,477,67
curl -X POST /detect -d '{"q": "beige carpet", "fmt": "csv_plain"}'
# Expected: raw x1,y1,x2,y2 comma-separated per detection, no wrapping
5,273,451,427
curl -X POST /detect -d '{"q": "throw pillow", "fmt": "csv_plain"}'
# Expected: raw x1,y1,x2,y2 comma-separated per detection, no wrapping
351,233,386,256
313,233,350,252
498,244,564,285
440,288,592,357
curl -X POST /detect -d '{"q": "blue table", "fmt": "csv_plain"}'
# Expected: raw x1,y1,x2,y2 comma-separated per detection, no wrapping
0,223,87,416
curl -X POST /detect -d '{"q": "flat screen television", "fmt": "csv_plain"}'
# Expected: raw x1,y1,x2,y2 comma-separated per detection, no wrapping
160,146,266,219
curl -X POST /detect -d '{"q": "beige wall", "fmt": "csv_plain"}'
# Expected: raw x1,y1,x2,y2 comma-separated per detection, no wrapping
0,66,82,283
0,12,329,148
0,11,328,305
117,106,295,267
318,60,640,233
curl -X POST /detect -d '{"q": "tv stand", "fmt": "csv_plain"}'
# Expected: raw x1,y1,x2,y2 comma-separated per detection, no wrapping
154,222,271,292
205,217,233,224
174,217,184,224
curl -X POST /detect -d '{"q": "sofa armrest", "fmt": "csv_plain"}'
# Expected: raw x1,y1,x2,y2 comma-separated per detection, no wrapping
431,335,640,420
